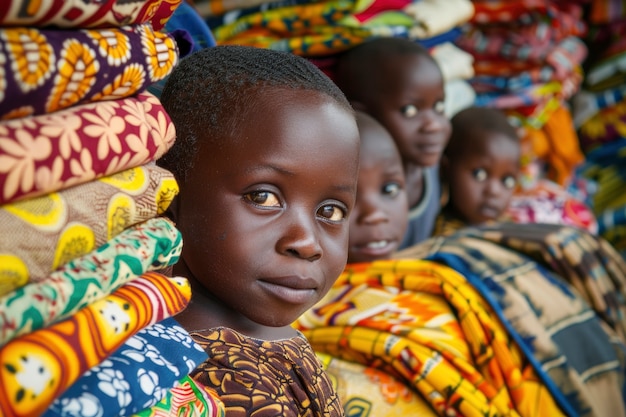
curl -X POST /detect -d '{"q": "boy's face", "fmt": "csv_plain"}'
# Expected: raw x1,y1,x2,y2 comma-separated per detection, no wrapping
348,126,408,263
446,131,520,225
175,90,360,329
365,54,451,168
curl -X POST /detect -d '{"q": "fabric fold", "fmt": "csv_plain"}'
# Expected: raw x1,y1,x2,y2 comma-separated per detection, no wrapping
0,163,178,290
0,216,182,347
0,91,176,205
0,271,191,417
0,22,180,120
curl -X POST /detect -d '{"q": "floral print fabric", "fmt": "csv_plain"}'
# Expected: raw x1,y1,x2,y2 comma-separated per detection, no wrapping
0,163,178,290
0,22,180,121
190,327,344,417
0,0,181,30
0,271,191,417
45,317,209,417
133,376,225,417
0,91,176,205
0,216,182,347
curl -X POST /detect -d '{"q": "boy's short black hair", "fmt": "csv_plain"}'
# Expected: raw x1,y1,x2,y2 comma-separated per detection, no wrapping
334,37,436,102
446,106,519,157
158,45,352,183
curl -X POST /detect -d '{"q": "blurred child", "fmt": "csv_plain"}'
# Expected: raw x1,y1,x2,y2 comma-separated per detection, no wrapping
435,106,521,235
334,37,452,249
158,45,360,416
348,111,409,264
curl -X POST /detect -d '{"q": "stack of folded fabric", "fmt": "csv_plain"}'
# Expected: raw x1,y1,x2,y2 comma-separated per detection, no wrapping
570,3,626,259
0,1,223,416
202,0,474,57
202,0,477,120
455,0,588,188
452,0,600,233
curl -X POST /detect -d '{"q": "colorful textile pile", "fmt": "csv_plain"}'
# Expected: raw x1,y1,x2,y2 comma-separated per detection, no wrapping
203,0,477,121
397,222,626,417
0,1,224,415
295,259,570,417
570,6,626,260
203,0,475,57
455,0,588,188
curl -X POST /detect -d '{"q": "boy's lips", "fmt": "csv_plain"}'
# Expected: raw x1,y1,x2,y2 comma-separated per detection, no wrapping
416,143,444,155
479,204,502,219
258,276,318,305
352,239,396,258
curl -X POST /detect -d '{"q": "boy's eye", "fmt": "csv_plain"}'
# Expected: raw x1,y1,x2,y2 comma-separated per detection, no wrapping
401,104,418,118
382,182,401,197
317,205,346,222
472,168,487,182
434,100,445,114
503,176,517,189
244,191,280,207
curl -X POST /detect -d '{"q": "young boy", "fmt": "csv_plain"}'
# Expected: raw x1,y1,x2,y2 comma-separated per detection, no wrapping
434,106,521,235
348,111,409,264
158,45,360,416
334,37,452,249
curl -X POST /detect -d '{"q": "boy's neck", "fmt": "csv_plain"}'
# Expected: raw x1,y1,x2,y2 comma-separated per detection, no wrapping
404,163,425,208
172,261,299,341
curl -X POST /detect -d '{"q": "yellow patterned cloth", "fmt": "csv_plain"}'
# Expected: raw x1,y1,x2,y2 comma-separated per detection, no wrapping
0,163,178,288
316,352,438,416
295,259,566,417
0,271,191,417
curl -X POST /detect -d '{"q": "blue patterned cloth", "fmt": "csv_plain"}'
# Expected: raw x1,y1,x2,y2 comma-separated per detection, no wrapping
44,317,208,417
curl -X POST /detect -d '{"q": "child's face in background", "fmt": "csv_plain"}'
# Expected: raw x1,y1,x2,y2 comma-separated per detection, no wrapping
348,114,408,263
174,89,360,329
365,54,451,168
446,131,521,225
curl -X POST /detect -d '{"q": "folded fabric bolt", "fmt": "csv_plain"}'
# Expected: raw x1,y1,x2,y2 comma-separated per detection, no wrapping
0,163,178,291
0,216,182,347
0,0,182,30
0,91,176,206
45,317,208,417
0,272,191,417
0,22,180,120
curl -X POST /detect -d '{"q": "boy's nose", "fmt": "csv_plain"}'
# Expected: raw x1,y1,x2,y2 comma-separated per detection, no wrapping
356,196,388,225
277,210,323,261
420,111,447,132
485,179,502,196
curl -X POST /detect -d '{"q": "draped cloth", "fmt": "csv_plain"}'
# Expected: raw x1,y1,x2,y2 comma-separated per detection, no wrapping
295,259,568,417
397,223,626,417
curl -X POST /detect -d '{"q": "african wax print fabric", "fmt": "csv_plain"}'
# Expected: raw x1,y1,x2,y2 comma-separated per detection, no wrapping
133,375,225,417
0,163,178,288
396,223,626,417
0,271,191,417
0,91,176,205
45,317,208,417
190,327,344,417
207,0,474,57
505,179,598,234
0,23,180,120
0,0,181,30
295,259,568,417
575,138,626,260
0,216,182,346
316,351,439,416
